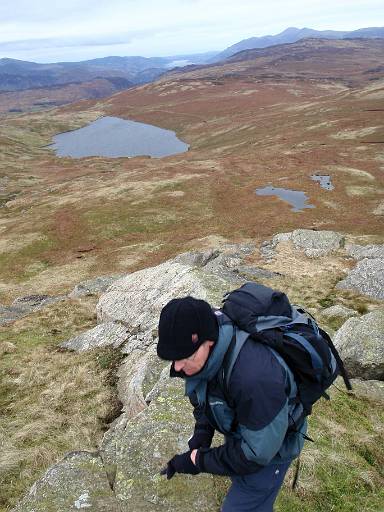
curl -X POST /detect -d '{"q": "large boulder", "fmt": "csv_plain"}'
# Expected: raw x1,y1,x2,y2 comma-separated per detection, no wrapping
260,229,345,259
290,229,345,257
12,451,120,512
334,309,384,380
100,378,225,512
15,248,239,511
96,259,229,330
346,243,384,260
68,275,125,298
336,258,384,300
320,305,358,322
350,378,384,403
60,322,130,352
0,294,65,326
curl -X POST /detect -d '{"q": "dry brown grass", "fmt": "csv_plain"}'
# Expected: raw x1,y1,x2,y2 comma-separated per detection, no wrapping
0,299,122,511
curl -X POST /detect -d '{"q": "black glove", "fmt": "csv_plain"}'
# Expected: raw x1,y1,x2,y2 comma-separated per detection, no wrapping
160,450,200,480
188,427,214,450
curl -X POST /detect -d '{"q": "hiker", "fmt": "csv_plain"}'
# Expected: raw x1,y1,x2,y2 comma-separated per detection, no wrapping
156,289,310,512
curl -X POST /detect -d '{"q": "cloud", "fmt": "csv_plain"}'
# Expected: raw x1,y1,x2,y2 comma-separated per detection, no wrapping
0,35,133,52
0,0,383,61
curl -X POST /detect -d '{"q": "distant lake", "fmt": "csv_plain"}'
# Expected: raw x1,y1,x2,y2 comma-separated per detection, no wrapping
311,174,334,190
256,186,315,212
49,116,189,158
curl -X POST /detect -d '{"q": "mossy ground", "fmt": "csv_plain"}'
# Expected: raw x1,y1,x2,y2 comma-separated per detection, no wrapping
188,385,384,511
275,388,384,512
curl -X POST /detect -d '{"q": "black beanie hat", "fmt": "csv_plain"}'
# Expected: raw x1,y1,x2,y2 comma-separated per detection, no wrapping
157,296,219,361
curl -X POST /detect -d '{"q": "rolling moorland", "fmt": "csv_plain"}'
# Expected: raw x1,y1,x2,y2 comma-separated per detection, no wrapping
0,37,383,510
1,26,383,114
0,53,217,114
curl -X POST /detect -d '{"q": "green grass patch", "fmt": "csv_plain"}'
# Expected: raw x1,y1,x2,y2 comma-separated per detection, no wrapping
0,236,55,284
274,388,384,511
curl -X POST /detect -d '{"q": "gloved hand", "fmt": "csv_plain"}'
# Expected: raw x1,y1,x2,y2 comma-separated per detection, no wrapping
188,429,214,450
188,423,214,450
160,450,200,480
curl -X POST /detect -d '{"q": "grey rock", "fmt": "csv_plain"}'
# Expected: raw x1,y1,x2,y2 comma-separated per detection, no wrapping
350,378,384,403
175,244,258,284
0,175,10,190
203,243,259,283
260,233,292,260
144,365,171,405
12,295,52,308
117,347,167,419
96,260,229,329
12,451,120,512
346,243,384,260
69,275,125,298
0,305,23,325
334,309,384,380
336,258,384,300
60,322,130,352
100,378,224,512
0,295,66,326
290,229,345,257
120,331,155,356
320,305,358,321
174,249,220,267
235,265,282,280
261,230,344,259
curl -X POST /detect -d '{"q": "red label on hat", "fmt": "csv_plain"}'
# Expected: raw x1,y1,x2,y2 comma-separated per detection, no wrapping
191,333,199,344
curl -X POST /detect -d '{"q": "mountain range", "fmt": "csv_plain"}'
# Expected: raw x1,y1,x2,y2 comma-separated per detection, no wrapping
0,52,217,92
215,26,384,60
0,26,383,113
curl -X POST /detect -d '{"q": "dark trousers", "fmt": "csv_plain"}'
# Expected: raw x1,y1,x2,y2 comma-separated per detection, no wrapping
221,461,291,512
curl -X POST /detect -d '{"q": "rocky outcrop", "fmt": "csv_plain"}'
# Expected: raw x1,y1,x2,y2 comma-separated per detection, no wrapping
60,322,130,352
334,309,384,380
261,229,345,259
0,295,66,326
346,244,384,260
12,451,120,512
17,248,236,511
0,275,123,327
101,378,222,512
336,258,384,300
290,230,345,257
350,378,384,403
68,275,125,298
12,240,384,511
320,305,358,322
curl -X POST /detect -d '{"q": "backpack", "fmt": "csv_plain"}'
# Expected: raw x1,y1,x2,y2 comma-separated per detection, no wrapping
220,282,352,424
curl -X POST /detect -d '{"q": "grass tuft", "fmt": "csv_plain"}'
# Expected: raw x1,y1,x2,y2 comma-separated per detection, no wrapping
0,299,122,511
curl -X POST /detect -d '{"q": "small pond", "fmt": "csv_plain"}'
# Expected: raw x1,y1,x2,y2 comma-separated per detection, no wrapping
311,174,334,190
49,116,189,158
255,186,315,212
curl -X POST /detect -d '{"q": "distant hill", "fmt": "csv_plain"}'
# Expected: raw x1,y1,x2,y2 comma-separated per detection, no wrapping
165,38,384,89
0,52,217,93
214,26,384,61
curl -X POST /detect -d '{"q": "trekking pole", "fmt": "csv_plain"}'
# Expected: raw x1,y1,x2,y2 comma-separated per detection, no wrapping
292,456,301,490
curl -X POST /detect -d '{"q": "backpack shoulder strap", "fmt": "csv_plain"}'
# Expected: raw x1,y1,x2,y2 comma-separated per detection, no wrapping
225,328,249,388
218,327,250,409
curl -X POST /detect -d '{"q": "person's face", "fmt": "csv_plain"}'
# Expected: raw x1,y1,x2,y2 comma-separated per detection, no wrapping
173,340,215,376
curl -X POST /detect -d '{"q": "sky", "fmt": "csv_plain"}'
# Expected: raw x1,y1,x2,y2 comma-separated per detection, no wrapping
1,0,383,63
